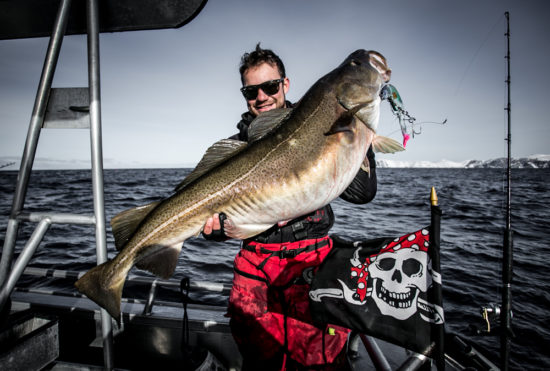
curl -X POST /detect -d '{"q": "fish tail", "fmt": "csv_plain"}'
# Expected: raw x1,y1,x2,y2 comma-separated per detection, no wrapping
75,260,126,319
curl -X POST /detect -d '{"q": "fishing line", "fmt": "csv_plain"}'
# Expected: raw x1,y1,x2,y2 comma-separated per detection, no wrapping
380,94,447,140
410,119,448,136
381,118,448,139
381,116,405,138
454,13,505,97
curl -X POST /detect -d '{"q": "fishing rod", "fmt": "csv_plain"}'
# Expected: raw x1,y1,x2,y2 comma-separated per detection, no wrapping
478,12,513,371
501,10,513,371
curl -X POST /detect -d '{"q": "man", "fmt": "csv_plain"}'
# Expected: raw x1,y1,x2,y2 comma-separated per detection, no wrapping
203,44,381,370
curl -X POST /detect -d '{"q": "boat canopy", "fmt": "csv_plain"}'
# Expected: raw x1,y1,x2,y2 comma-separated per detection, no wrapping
0,0,208,40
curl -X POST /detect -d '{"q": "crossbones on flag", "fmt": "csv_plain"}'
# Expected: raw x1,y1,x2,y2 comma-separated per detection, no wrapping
310,227,444,363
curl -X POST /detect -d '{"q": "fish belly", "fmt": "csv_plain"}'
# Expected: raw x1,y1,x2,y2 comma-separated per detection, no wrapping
223,130,370,239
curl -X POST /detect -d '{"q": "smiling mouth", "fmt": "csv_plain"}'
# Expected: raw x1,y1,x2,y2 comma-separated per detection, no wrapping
256,104,274,112
375,279,416,309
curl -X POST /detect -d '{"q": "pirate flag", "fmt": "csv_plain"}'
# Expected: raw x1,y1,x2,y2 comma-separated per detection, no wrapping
309,227,444,366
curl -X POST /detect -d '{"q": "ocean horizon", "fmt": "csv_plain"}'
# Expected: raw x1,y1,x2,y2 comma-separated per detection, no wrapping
1,154,549,171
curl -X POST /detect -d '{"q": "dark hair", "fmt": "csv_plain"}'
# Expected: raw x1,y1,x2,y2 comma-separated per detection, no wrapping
239,43,286,84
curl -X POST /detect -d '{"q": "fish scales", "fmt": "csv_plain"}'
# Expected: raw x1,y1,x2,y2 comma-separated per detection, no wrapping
75,50,403,318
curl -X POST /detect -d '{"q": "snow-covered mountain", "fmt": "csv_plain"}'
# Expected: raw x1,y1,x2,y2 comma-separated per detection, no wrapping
1,155,549,170
0,157,192,170
463,154,550,169
377,154,550,169
376,159,467,168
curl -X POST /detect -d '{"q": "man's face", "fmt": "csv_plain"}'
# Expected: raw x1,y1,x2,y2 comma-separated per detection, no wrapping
242,62,289,117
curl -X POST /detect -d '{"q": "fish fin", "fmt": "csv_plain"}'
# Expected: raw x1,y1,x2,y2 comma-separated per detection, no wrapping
324,112,356,135
135,243,182,279
227,223,275,240
248,108,292,143
326,102,373,136
75,260,125,319
174,108,292,192
111,201,161,251
372,135,405,153
174,139,247,192
361,157,371,175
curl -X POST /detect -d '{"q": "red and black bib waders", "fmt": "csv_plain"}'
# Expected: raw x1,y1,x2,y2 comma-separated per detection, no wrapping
225,107,376,370
227,233,350,370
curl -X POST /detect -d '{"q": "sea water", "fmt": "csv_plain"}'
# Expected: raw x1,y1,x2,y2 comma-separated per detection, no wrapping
1,168,549,370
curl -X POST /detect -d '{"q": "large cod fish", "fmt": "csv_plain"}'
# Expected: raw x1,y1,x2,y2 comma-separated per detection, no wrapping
75,49,404,318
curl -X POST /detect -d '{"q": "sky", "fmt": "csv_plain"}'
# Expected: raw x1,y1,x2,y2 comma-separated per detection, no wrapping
1,0,549,169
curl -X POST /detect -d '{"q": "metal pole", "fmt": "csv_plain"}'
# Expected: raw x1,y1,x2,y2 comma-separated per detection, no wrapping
17,212,95,225
501,11,513,371
86,0,114,368
0,0,72,288
396,353,430,371
0,219,51,310
430,187,445,371
359,334,392,371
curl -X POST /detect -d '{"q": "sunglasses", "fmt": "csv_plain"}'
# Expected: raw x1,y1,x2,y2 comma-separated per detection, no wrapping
240,78,284,100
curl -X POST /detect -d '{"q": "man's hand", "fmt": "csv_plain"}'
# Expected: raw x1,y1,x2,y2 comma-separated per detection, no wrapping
203,213,286,240
202,212,237,241
203,213,223,236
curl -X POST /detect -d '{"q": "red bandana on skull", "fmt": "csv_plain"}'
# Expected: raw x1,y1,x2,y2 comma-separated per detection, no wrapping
350,228,430,302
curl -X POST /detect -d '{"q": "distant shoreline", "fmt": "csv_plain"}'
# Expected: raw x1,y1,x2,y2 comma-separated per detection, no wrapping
1,155,549,171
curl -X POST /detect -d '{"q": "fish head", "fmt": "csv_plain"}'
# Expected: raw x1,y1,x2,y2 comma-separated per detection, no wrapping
334,49,383,132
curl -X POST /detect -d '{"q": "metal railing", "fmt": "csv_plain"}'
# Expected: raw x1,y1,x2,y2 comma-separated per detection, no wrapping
0,0,113,368
20,266,231,317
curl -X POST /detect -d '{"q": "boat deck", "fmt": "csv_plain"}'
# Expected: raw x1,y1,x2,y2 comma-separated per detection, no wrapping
6,290,443,371
2,271,500,370
8,288,240,370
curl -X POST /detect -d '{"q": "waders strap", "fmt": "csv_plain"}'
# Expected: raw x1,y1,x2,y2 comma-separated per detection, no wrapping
233,266,269,284
242,238,330,258
243,238,330,271
252,218,313,243
291,221,308,240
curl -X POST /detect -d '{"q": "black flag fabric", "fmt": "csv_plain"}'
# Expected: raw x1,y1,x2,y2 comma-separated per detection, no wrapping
309,227,444,365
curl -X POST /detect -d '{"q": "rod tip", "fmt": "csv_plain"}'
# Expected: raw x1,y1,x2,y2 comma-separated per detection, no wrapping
430,187,438,206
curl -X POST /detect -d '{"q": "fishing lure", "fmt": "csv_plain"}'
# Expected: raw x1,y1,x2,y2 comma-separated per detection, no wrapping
380,84,446,148
380,83,415,148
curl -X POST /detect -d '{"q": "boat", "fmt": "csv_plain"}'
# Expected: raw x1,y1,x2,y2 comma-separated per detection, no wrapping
0,1,509,370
